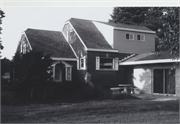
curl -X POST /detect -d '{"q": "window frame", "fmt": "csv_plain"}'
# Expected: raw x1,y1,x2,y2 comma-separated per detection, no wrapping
126,33,134,40
96,56,119,71
99,57,114,70
80,57,86,70
65,67,72,81
137,34,145,41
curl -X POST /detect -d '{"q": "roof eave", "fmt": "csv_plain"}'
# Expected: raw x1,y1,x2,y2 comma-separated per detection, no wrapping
114,27,155,34
119,59,180,65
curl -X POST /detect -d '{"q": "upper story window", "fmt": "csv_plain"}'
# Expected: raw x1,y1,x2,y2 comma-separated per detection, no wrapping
126,33,134,40
21,42,27,54
22,44,26,54
137,34,145,41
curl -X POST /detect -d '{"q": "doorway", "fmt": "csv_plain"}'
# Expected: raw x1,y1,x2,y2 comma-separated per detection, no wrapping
153,68,175,94
55,64,62,82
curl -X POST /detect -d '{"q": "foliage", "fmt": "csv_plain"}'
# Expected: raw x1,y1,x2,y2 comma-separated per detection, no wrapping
12,51,53,99
110,7,149,25
1,57,12,84
0,9,5,51
110,7,179,59
1,57,12,76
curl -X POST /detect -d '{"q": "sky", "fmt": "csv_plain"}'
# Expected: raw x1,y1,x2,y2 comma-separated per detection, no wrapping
1,7,113,59
1,0,179,60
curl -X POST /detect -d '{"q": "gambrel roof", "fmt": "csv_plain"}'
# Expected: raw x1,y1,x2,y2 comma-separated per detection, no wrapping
69,18,113,50
25,28,76,58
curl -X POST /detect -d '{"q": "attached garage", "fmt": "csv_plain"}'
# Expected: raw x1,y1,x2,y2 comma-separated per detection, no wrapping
120,52,180,96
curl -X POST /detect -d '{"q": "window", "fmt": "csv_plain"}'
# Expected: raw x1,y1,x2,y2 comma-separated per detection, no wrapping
22,44,26,54
137,34,145,41
96,57,119,70
126,33,134,40
100,58,113,69
153,68,175,94
69,30,76,44
66,67,72,81
80,57,86,70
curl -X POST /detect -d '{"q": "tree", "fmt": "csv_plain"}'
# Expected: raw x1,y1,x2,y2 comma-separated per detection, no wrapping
1,57,12,83
12,51,53,99
0,9,5,51
109,7,149,25
109,7,179,59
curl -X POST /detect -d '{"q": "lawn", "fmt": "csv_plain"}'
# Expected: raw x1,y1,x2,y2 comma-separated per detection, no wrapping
1,97,179,123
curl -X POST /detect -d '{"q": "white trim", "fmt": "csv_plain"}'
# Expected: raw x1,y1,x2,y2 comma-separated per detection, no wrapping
65,67,72,81
51,57,77,61
87,48,118,53
119,59,180,65
114,27,156,34
24,32,32,50
80,56,86,70
61,31,78,58
64,21,88,50
51,61,73,67
15,32,32,54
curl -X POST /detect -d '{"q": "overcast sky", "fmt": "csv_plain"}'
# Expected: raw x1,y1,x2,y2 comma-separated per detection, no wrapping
1,0,179,60
1,7,113,59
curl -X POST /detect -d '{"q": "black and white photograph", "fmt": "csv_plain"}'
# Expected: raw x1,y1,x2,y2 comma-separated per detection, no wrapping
0,0,179,123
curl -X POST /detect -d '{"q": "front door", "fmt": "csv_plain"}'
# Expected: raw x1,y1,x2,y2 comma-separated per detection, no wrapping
153,69,175,94
55,64,62,82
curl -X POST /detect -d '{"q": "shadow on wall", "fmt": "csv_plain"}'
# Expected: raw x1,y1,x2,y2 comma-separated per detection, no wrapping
133,67,151,94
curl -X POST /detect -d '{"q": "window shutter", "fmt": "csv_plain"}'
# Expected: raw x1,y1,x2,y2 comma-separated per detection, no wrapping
77,58,79,70
115,58,119,70
66,67,72,81
96,56,100,70
129,34,134,40
141,35,145,41
20,44,22,53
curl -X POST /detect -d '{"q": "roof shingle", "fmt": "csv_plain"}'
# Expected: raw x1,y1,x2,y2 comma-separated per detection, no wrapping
69,18,113,50
122,52,177,62
25,28,76,58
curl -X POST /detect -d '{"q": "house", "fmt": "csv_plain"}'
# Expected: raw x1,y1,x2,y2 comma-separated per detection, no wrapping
15,18,179,96
119,52,180,96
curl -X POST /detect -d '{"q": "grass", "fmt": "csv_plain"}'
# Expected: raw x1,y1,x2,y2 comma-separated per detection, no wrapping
1,97,179,123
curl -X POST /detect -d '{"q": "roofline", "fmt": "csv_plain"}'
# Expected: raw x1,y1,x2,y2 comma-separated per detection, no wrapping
23,32,33,50
15,31,33,54
52,61,73,67
119,59,180,65
61,31,78,58
51,57,77,61
65,21,88,50
114,27,156,34
87,48,119,53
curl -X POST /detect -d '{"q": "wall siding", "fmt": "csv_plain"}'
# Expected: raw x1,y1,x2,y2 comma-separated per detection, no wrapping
114,29,155,54
86,51,130,92
132,63,180,96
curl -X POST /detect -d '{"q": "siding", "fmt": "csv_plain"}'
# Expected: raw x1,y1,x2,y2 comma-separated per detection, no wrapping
114,29,155,54
132,63,180,96
86,51,127,91
133,66,152,94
